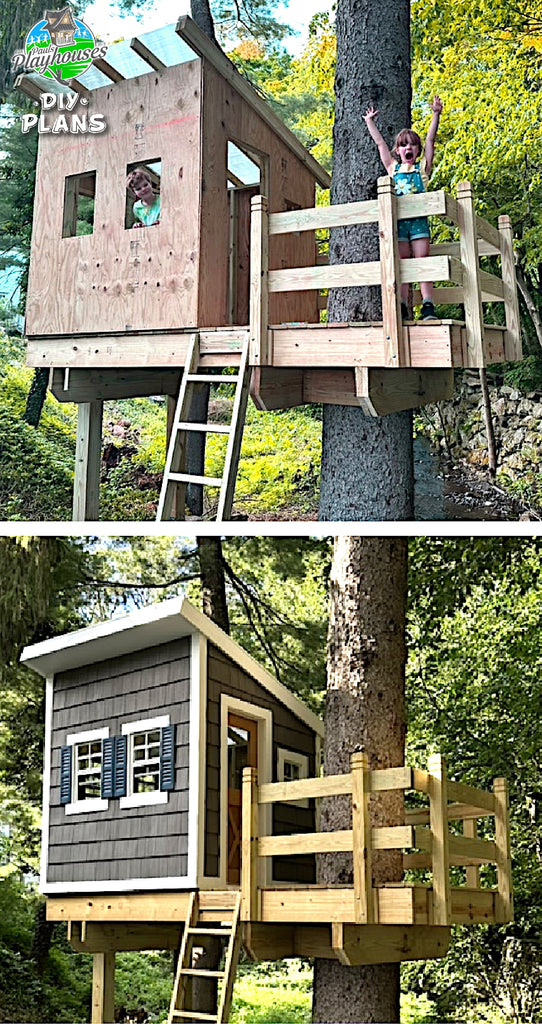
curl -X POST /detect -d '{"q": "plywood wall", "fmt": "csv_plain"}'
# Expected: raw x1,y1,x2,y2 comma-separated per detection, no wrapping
26,61,203,337
199,63,319,327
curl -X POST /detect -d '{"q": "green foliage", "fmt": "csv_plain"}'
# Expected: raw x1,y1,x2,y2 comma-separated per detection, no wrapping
207,404,321,515
0,351,75,520
502,354,542,392
114,951,173,1017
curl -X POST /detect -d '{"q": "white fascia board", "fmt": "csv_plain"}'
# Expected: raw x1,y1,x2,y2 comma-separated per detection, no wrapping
41,875,197,895
21,595,323,737
20,596,193,677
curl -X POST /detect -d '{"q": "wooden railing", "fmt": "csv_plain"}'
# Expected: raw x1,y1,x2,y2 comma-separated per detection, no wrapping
249,179,521,370
240,753,512,926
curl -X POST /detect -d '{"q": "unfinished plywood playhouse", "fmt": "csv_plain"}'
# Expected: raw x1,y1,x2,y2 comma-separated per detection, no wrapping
19,16,522,521
22,597,513,1024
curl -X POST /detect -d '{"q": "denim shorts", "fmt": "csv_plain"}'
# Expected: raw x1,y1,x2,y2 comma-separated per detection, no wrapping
397,215,430,242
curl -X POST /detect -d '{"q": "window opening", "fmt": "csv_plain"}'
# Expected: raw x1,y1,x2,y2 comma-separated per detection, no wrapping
62,171,96,237
131,728,161,793
227,142,260,189
125,158,162,229
75,739,103,800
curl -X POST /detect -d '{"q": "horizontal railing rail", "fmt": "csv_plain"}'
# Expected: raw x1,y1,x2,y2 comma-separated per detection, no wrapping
240,753,512,929
249,179,521,370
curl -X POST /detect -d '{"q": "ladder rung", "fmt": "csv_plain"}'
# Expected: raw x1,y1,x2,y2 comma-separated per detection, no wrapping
176,422,231,434
172,1013,217,1021
168,473,223,487
186,374,239,384
188,927,232,936
180,969,224,978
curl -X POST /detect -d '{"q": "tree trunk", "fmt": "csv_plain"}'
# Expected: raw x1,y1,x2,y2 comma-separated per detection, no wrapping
190,0,217,43
319,0,414,521
479,368,497,478
516,266,542,352
23,368,49,426
184,0,218,514
197,536,230,633
312,537,408,1023
191,536,229,1017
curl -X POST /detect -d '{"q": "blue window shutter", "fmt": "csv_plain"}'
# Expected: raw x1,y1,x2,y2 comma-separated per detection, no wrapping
101,737,115,799
114,735,128,797
160,725,176,791
60,746,72,805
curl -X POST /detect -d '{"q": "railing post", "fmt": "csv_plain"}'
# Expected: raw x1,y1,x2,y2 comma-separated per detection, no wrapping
377,176,405,367
249,195,270,366
494,776,513,923
428,753,451,925
456,181,485,368
241,766,259,922
498,215,522,362
350,752,373,924
463,817,480,889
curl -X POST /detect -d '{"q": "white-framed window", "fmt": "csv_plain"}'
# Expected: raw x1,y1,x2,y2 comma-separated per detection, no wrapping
120,715,170,810
63,728,109,815
277,748,309,807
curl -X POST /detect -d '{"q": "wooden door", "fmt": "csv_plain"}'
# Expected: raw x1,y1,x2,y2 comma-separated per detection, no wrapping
227,713,258,884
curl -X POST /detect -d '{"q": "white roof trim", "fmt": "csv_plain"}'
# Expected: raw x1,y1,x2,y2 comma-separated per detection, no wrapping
21,597,323,736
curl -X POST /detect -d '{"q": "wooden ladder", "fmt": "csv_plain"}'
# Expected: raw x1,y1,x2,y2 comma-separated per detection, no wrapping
156,334,251,522
167,892,242,1024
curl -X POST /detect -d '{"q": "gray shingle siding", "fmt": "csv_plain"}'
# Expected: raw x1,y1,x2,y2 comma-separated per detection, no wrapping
47,638,192,889
204,644,317,882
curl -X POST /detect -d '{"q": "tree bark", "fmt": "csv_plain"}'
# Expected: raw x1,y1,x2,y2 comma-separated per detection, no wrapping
190,0,218,43
319,0,414,520
197,536,230,633
23,367,49,426
184,0,217,514
479,368,497,478
191,535,229,1016
516,266,542,352
312,537,408,1023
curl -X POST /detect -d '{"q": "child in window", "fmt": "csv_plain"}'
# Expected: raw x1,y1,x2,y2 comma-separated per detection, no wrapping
126,167,161,227
363,96,442,320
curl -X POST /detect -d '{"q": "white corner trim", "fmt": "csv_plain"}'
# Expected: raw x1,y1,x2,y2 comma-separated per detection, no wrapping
119,790,168,810
190,633,205,886
39,677,53,893
121,715,170,736
66,726,109,746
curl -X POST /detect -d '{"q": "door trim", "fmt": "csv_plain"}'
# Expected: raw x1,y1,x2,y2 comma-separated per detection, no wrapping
219,694,272,887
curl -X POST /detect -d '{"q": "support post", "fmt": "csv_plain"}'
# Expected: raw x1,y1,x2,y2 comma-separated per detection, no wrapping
350,752,373,924
494,776,513,922
498,214,522,362
249,195,270,365
91,951,115,1024
73,400,103,521
428,753,451,926
456,181,485,367
377,176,406,366
241,766,259,922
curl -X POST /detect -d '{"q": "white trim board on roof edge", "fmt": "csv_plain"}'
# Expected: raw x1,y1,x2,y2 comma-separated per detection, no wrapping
21,597,323,737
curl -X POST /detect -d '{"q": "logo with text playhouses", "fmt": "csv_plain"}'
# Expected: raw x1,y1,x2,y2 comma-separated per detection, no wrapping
12,6,108,135
12,5,106,82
